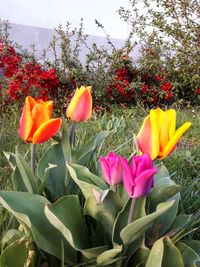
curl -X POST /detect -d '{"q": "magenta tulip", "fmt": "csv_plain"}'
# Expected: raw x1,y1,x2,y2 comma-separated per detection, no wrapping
121,153,157,198
99,151,123,185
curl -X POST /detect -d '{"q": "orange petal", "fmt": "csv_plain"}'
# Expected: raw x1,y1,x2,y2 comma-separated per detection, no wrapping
160,122,192,159
32,118,62,144
19,96,34,141
42,101,53,117
28,103,50,141
137,111,159,160
67,86,92,122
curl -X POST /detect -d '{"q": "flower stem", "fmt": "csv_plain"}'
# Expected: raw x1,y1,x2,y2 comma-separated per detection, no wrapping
127,198,136,225
112,184,117,194
31,144,36,174
69,122,76,147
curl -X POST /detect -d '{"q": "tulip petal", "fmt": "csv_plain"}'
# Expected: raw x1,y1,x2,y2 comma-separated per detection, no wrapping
158,110,169,156
28,104,50,141
109,158,123,185
42,101,53,117
99,157,111,185
19,96,34,141
137,110,159,160
67,86,92,122
166,109,176,139
133,168,157,198
121,158,135,198
160,122,192,159
32,118,62,144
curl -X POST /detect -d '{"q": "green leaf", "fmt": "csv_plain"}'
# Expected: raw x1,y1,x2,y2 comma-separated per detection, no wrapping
38,142,68,198
149,185,180,208
0,239,31,267
149,193,180,238
0,191,77,264
3,151,16,170
81,245,109,260
1,229,22,250
113,197,146,245
183,240,200,256
96,245,122,266
11,167,27,192
170,214,192,231
72,130,111,166
44,195,89,250
130,246,150,267
120,200,174,247
16,149,38,194
162,237,184,267
84,190,123,236
177,242,200,267
67,163,107,199
145,238,164,267
154,164,175,187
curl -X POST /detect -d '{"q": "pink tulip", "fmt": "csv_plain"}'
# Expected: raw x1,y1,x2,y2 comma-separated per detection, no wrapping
99,151,123,186
121,153,157,198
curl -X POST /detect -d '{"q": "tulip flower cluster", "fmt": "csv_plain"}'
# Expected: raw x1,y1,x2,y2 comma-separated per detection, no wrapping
99,151,157,198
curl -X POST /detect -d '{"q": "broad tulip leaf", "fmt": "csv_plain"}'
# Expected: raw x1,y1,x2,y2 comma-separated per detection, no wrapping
149,185,180,208
72,130,111,166
3,151,16,170
11,167,27,192
170,214,192,231
120,200,174,247
177,242,200,267
0,239,33,267
38,142,68,198
113,197,146,245
1,229,22,250
96,245,122,266
149,193,180,238
183,240,200,256
44,195,89,250
84,190,123,236
145,237,164,267
67,163,107,199
162,237,184,267
0,191,77,265
16,150,38,194
154,164,175,186
130,246,150,267
81,245,109,260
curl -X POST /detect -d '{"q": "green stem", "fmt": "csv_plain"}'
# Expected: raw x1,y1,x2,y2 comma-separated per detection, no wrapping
31,144,36,174
127,198,136,225
69,122,76,147
112,184,117,194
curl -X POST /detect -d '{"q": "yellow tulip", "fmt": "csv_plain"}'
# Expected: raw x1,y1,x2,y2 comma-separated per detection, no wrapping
137,108,191,160
66,86,92,122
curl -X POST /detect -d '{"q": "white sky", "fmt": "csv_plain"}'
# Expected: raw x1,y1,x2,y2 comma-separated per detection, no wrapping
0,0,131,39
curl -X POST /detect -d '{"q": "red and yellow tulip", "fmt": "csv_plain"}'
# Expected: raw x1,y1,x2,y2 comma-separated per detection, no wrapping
137,108,191,160
19,96,62,144
66,86,92,122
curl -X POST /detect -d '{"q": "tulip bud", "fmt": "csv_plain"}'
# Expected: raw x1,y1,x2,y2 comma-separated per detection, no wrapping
66,86,92,122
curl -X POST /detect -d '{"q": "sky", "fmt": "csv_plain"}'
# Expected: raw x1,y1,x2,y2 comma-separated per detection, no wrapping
0,0,131,39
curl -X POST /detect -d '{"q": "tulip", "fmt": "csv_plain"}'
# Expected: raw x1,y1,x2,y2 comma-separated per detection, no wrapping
99,151,123,186
137,108,191,160
66,86,92,122
121,153,157,198
19,96,62,144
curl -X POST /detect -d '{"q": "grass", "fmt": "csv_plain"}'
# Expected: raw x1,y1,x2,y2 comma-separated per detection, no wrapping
0,104,200,238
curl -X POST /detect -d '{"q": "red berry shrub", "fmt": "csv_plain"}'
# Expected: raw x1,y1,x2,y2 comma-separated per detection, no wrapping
0,43,60,105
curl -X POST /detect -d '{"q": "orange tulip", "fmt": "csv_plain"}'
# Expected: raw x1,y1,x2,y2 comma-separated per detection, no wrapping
19,96,62,144
66,86,92,122
137,108,191,160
